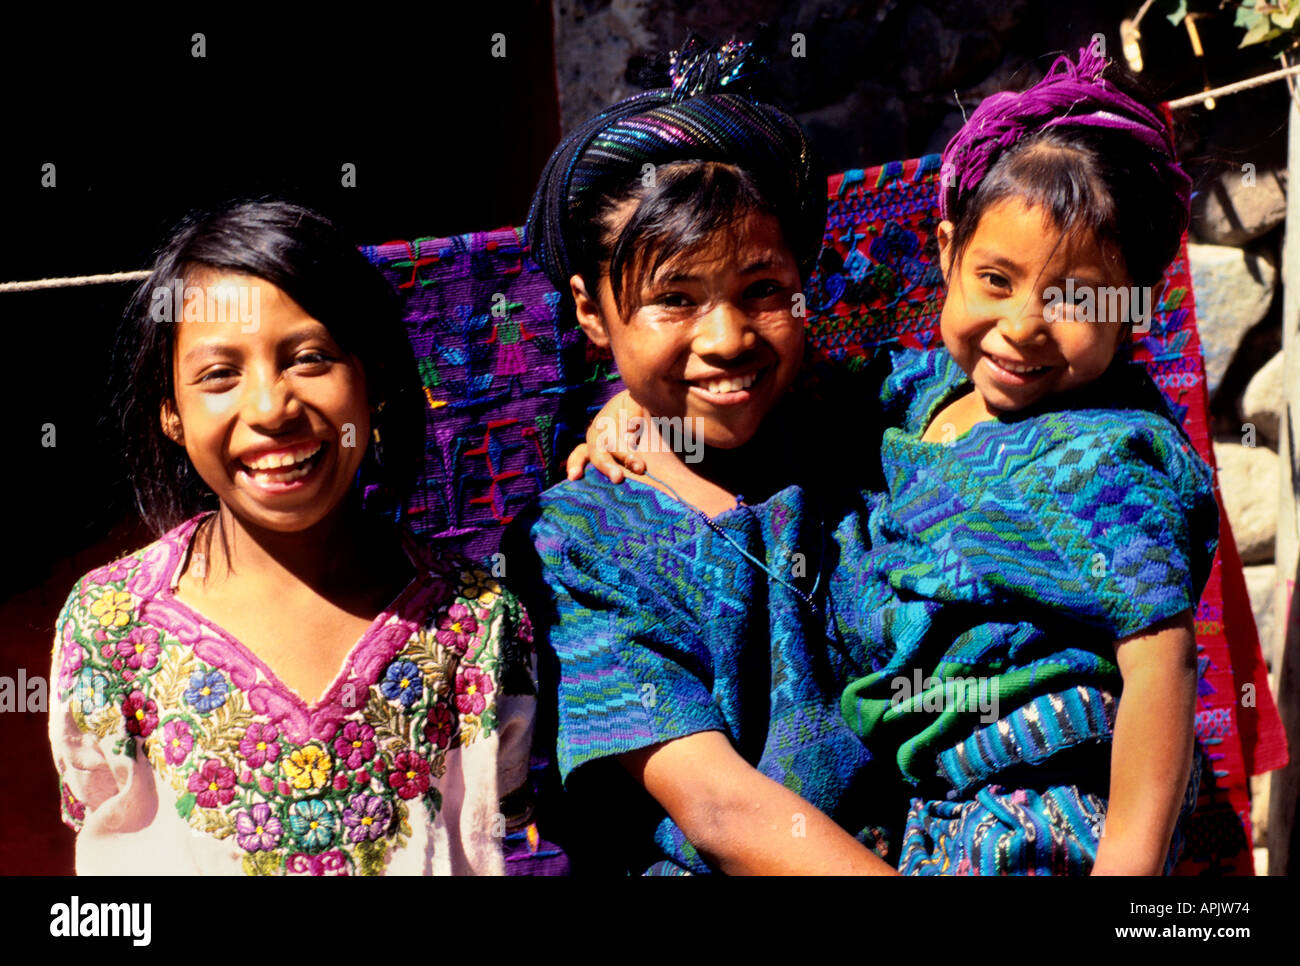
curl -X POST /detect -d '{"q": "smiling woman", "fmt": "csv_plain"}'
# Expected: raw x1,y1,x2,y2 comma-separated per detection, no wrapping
47,201,538,875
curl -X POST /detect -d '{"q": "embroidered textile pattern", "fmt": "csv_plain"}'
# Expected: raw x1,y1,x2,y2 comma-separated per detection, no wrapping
54,515,532,876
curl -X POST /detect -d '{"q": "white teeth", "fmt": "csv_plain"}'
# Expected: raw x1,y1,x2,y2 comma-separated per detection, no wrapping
245,443,322,471
990,357,1045,375
701,372,758,395
251,460,315,484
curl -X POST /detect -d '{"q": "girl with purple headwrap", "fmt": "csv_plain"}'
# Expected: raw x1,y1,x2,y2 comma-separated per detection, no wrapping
835,44,1218,875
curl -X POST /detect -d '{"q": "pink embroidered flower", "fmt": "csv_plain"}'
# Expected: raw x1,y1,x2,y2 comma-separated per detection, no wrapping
117,627,161,671
88,559,134,585
239,723,282,769
61,783,85,823
333,721,376,770
454,665,493,716
424,701,454,749
387,751,430,800
57,642,84,692
188,759,236,808
122,690,158,738
162,719,194,765
436,603,478,653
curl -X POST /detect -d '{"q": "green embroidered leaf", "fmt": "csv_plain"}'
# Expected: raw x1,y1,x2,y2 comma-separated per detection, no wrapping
176,792,197,818
367,687,411,749
242,851,280,876
356,838,388,876
479,705,497,738
154,649,196,710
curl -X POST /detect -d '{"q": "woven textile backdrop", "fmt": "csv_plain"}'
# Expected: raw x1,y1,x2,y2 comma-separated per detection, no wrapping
362,156,1287,875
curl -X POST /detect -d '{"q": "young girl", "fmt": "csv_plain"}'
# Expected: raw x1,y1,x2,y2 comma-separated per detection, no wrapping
49,200,536,875
508,38,901,875
833,46,1218,876
582,46,1219,875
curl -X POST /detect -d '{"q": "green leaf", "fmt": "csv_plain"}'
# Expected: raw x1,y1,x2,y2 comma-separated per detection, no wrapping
1167,0,1189,27
176,792,196,818
1235,4,1263,30
1240,20,1281,46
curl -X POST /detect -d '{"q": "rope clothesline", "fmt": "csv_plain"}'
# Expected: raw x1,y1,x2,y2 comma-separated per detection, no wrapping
0,270,150,294
4,62,1300,296
1167,62,1300,109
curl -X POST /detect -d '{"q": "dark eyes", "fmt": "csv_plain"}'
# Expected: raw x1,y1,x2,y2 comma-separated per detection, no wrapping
655,292,693,308
650,280,788,308
196,367,237,384
977,271,1011,291
193,352,333,385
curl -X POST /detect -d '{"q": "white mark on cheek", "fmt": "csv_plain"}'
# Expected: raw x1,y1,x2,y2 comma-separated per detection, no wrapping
201,393,235,415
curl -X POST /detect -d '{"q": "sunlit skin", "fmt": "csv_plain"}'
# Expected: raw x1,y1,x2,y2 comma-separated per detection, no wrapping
571,209,806,515
160,272,411,702
924,198,1131,440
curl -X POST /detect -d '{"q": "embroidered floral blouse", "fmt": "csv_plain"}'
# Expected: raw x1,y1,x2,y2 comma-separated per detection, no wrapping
49,513,535,876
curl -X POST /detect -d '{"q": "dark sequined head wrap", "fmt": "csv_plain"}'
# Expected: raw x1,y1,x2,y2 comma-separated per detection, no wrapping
525,37,826,290
940,44,1191,232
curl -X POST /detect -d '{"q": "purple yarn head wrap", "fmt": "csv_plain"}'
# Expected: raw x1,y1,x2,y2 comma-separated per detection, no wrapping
939,44,1190,233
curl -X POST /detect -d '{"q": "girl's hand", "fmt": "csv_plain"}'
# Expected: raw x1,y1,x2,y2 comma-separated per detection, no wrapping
566,390,648,483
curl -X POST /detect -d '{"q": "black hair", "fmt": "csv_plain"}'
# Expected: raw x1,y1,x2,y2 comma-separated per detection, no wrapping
573,160,799,315
113,199,425,537
946,65,1186,289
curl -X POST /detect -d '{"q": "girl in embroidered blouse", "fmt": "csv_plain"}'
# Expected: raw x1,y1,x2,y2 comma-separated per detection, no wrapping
583,48,1220,875
49,200,535,875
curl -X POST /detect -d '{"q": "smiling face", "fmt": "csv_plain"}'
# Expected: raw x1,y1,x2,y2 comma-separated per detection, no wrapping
938,198,1132,417
572,210,805,451
162,272,372,533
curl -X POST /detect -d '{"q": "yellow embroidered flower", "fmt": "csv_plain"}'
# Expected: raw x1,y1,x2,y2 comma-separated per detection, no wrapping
281,744,332,790
89,590,134,629
458,569,500,605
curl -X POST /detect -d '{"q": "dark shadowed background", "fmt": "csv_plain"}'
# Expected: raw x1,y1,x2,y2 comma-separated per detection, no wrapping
1,1,1287,874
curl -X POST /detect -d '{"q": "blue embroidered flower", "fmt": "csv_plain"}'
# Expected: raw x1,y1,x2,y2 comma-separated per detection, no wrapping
73,667,109,710
288,799,336,852
184,670,228,713
380,660,422,707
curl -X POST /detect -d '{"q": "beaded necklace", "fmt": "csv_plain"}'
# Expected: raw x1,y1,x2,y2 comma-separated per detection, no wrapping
640,469,826,618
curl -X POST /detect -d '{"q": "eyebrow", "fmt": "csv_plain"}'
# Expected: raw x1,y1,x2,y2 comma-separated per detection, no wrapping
967,250,1026,274
968,250,1112,288
654,256,788,284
